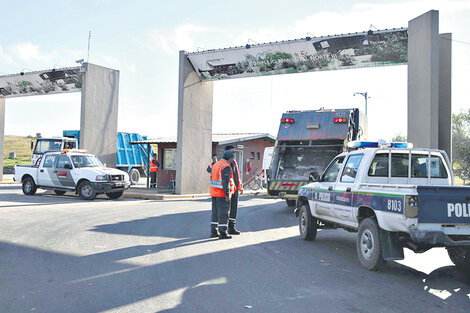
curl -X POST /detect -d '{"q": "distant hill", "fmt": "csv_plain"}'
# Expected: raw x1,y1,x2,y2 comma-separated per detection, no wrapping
3,135,34,171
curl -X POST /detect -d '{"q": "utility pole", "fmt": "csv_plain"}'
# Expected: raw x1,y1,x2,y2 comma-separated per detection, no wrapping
353,92,370,116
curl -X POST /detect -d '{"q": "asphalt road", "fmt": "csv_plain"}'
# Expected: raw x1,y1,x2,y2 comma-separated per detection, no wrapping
0,186,469,313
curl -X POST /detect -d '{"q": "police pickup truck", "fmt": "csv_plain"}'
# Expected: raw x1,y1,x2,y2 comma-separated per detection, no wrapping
296,141,470,273
14,150,130,200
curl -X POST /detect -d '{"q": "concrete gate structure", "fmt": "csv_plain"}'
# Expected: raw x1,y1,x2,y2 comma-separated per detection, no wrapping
0,63,119,181
177,10,452,194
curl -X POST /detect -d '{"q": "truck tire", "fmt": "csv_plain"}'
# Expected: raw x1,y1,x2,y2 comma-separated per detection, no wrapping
22,177,37,195
106,191,124,200
286,199,296,207
356,217,384,271
299,204,317,241
77,181,96,200
447,247,470,274
129,168,140,185
54,190,66,196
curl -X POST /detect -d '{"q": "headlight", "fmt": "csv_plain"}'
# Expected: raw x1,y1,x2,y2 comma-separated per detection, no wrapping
95,175,108,182
405,195,418,218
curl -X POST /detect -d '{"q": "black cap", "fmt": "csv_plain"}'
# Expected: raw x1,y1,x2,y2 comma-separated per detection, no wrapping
223,150,234,160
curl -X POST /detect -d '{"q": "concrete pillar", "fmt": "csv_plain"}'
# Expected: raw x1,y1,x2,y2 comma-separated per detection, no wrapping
0,98,5,181
407,10,439,149
176,51,213,194
438,33,452,161
80,63,119,167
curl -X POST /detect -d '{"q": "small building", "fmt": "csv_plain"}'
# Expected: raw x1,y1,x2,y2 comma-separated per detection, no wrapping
155,133,275,188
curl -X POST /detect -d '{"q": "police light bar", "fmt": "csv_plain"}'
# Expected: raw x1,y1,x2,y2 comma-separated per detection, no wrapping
347,141,379,148
387,142,413,148
347,141,414,149
62,149,89,153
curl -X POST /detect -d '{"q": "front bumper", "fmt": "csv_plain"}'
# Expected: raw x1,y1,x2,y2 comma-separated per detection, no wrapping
409,229,470,247
91,181,130,193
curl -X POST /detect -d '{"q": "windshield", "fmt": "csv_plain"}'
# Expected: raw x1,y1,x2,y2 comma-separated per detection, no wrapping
34,139,63,154
71,155,103,168
275,146,340,180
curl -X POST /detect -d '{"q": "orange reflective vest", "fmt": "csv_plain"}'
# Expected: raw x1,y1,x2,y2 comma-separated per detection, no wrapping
150,158,159,172
210,160,235,198
232,159,242,191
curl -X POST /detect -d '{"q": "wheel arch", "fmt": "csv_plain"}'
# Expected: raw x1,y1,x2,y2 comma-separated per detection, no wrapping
21,174,34,183
357,205,376,223
295,196,309,217
357,206,387,229
75,178,90,192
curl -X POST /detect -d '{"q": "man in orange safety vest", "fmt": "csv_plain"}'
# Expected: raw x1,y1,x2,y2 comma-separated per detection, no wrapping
150,153,160,188
210,150,235,239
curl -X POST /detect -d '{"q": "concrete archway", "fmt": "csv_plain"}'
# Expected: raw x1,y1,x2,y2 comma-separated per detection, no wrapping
0,63,119,181
176,10,451,194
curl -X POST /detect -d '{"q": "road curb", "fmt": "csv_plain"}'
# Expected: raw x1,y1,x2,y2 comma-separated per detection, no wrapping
123,190,268,200
122,193,211,200
0,181,20,185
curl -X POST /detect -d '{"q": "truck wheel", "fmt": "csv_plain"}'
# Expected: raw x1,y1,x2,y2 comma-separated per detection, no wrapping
447,247,470,274
299,204,317,241
22,177,37,195
106,191,124,200
54,190,66,196
356,218,384,271
129,168,140,185
286,199,296,207
77,181,96,200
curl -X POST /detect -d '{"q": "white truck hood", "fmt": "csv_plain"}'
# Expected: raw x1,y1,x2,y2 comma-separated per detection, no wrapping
80,167,129,178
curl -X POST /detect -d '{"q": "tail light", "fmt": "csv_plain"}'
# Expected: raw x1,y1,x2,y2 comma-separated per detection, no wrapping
334,118,347,123
405,195,419,218
281,118,295,123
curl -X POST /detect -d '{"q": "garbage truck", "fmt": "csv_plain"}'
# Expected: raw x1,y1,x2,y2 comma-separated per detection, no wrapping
62,130,155,185
267,108,367,207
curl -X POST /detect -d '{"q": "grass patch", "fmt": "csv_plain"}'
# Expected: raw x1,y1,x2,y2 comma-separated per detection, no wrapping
3,135,34,169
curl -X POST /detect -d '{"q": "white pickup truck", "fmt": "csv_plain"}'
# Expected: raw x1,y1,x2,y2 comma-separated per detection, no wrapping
296,141,470,273
14,150,130,200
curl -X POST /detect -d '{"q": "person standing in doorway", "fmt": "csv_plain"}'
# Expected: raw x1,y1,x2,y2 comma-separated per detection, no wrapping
207,154,218,174
225,145,243,235
210,150,236,239
150,153,160,188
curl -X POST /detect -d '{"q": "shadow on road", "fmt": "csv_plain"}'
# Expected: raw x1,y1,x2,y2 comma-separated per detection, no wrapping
1,233,469,313
0,185,133,206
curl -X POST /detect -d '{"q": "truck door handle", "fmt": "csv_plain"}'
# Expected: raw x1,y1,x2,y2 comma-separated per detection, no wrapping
328,186,333,191
40,169,44,173
346,187,351,192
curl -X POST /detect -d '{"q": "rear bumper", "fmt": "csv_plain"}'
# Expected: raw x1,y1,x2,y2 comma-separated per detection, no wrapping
91,182,130,193
409,229,470,247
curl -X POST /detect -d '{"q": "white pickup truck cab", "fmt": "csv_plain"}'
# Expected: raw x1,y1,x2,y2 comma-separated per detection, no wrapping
14,150,130,200
296,141,470,273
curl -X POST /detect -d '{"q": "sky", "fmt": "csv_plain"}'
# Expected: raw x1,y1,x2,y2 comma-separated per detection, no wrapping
1,0,469,141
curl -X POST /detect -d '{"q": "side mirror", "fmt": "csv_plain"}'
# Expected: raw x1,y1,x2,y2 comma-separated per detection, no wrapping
64,164,72,169
309,171,320,182
31,142,34,150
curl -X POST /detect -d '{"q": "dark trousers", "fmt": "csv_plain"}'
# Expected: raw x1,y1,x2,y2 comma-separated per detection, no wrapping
210,197,218,225
229,190,239,223
215,197,230,232
150,172,157,188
